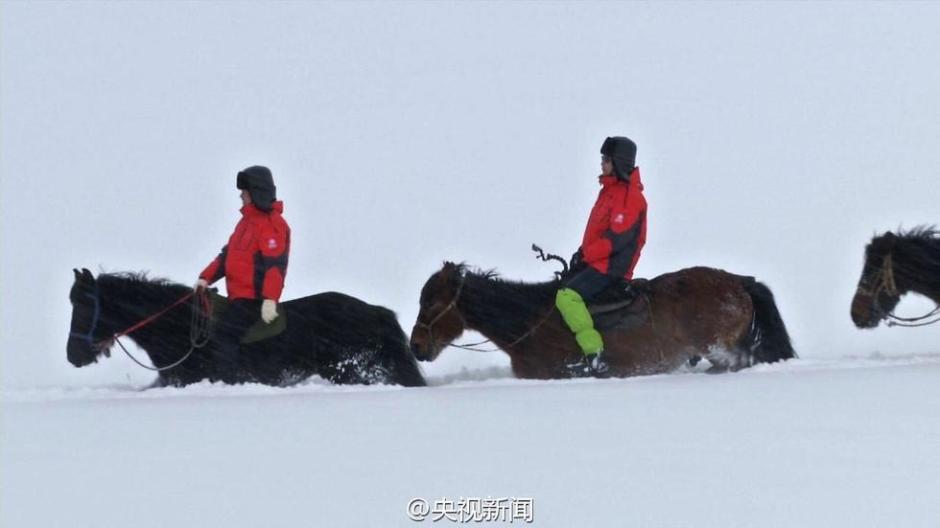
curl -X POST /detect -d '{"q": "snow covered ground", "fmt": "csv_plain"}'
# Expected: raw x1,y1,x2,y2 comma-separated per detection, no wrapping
3,353,939,527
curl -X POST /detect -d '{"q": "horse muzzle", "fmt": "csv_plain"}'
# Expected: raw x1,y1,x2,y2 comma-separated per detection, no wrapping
67,336,112,367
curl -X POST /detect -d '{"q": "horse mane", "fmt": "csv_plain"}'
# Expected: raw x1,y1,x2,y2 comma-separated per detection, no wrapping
896,225,940,243
894,225,940,261
886,225,940,294
95,271,190,306
456,264,560,341
99,270,176,286
458,264,559,302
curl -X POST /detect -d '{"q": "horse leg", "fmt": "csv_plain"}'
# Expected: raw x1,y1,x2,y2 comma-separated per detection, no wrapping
702,343,751,373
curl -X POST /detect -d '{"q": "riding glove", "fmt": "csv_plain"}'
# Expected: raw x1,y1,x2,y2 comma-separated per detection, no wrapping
261,299,278,323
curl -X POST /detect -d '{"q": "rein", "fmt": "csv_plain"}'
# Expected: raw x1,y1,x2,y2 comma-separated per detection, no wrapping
116,290,212,371
75,288,212,371
859,253,940,327
417,273,556,353
112,291,198,340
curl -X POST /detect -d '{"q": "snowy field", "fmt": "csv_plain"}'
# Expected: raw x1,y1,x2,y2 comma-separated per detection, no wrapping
3,353,940,527
4,2,940,527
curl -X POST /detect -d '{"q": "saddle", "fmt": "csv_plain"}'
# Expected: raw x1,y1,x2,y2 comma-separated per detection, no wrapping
586,278,651,331
207,290,287,343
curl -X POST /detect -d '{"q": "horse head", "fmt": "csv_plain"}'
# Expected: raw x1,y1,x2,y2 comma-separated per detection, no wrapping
67,268,116,367
410,262,467,361
851,232,902,328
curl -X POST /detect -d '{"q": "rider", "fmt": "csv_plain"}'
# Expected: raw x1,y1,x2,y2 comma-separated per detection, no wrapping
196,165,291,382
556,136,647,375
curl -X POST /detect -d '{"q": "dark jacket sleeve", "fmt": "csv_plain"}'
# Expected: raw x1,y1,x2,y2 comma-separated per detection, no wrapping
257,223,290,301
199,245,228,284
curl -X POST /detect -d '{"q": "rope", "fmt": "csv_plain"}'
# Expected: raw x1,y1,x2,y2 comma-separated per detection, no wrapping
110,291,196,339
886,312,940,327
418,273,556,353
113,289,213,371
446,305,557,353
862,253,940,327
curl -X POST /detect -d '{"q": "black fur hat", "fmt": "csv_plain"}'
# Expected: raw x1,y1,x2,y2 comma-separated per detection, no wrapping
601,136,637,181
236,165,276,212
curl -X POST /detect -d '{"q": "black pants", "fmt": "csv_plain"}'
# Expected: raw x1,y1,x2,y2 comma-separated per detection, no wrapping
564,266,618,301
212,299,261,382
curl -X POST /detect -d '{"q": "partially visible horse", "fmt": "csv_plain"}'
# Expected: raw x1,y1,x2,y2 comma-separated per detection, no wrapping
851,226,940,328
67,268,425,387
409,262,796,379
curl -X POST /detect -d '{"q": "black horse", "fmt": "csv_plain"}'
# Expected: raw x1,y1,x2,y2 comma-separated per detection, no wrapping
851,226,940,328
67,268,426,387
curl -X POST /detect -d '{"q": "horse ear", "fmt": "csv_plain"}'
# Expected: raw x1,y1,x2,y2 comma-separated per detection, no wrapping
81,268,94,282
443,261,466,278
73,268,81,281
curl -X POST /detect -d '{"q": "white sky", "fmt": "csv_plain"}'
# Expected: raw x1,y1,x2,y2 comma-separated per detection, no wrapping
2,2,939,388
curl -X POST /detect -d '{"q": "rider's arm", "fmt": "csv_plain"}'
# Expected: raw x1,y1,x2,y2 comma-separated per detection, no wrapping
257,222,290,302
199,245,228,285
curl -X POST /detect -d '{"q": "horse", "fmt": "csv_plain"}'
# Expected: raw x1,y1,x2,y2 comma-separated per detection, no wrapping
67,268,426,387
851,226,940,328
409,262,796,379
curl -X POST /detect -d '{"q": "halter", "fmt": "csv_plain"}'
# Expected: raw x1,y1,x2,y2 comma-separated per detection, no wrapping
856,253,940,327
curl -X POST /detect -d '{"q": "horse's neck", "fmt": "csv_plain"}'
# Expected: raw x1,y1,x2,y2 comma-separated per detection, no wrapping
457,274,557,345
99,278,192,358
912,280,940,305
896,243,940,303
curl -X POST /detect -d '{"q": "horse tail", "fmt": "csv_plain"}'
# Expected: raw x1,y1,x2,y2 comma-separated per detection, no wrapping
375,307,427,387
739,278,798,364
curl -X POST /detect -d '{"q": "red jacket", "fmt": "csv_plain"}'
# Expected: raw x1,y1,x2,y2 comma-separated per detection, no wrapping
200,201,290,301
581,168,647,279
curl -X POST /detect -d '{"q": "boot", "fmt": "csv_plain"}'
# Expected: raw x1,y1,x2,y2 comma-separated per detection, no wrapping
588,351,610,375
565,350,610,377
565,353,594,377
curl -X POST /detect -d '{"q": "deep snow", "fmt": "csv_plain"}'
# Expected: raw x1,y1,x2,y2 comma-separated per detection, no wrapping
3,355,939,527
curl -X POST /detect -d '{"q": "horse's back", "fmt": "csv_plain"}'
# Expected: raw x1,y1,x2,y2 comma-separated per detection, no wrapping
648,266,749,295
284,291,401,332
644,266,755,346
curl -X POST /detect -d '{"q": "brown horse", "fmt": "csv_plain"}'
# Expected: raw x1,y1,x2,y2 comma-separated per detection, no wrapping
410,262,796,379
851,226,940,328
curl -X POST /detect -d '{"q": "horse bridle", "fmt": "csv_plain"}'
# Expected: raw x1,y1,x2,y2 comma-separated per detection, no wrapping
415,273,467,350
69,285,103,346
857,252,940,327
415,271,558,353
856,253,899,300
69,283,211,370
